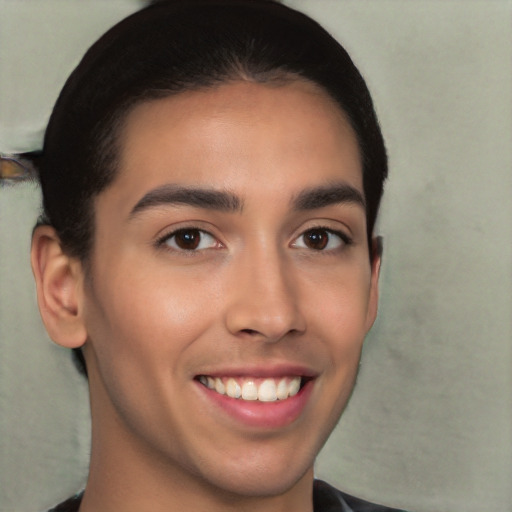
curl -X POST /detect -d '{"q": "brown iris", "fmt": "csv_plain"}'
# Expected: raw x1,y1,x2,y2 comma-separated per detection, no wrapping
173,229,202,250
302,228,330,250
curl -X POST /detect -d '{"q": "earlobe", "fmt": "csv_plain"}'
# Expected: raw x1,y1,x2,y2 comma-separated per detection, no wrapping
31,225,87,348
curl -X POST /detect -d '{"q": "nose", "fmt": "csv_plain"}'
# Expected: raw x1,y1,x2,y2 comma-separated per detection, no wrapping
224,247,306,342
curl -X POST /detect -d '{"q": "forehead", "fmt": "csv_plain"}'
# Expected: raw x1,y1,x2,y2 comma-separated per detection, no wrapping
108,80,362,205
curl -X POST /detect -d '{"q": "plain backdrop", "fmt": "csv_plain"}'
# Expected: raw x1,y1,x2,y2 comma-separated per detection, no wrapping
1,1,511,511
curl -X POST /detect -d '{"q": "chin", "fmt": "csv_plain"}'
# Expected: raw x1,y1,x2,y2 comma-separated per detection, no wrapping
209,471,310,501
192,449,315,500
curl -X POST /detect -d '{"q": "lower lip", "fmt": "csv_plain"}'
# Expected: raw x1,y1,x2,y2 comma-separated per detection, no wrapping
196,379,314,429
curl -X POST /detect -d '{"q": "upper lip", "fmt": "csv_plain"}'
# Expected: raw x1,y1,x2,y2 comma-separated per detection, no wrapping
194,363,318,379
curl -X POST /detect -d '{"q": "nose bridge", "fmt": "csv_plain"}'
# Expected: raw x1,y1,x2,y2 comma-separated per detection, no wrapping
225,241,305,340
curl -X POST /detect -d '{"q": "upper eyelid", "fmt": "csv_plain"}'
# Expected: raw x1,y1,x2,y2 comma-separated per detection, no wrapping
155,222,219,242
293,221,353,240
294,213,354,229
159,226,214,239
156,227,222,254
292,226,352,245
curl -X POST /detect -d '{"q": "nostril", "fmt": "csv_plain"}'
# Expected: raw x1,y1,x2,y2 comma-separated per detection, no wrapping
241,328,258,335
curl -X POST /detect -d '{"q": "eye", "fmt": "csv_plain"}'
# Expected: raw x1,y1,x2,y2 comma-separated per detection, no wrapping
160,228,219,251
292,227,351,251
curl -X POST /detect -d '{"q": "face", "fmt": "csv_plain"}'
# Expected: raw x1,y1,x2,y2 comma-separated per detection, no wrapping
80,80,379,500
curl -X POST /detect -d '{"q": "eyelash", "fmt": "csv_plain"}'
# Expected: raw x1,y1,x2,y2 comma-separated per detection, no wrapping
156,225,352,254
292,226,353,252
156,227,221,253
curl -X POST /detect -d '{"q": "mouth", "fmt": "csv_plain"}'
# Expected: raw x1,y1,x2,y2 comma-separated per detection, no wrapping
196,375,309,402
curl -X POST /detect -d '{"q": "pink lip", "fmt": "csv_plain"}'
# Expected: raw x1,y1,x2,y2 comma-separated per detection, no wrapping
194,364,316,429
195,362,317,379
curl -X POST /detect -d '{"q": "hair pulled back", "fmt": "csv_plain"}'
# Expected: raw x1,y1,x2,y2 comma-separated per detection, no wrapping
35,0,387,261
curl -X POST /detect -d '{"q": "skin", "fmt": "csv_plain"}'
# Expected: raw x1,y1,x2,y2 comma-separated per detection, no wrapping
32,80,380,512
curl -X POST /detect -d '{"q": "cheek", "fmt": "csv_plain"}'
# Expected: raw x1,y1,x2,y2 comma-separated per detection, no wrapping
82,265,220,439
306,264,372,368
309,263,372,329
85,261,220,375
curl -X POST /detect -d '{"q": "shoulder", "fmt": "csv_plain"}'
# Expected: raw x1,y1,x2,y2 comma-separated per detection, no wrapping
313,480,408,512
44,492,83,512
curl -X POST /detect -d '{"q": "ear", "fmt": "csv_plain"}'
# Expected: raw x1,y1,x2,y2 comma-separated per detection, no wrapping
31,225,87,348
365,236,382,332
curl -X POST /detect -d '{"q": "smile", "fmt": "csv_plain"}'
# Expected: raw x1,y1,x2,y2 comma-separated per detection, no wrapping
197,375,303,402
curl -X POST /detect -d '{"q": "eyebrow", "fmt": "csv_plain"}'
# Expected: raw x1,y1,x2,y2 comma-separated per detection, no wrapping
292,183,366,211
129,181,365,219
129,184,243,218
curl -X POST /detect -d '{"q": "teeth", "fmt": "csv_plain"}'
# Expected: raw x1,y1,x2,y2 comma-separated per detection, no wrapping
288,377,301,397
241,380,258,400
258,379,277,402
215,378,225,394
199,376,302,401
276,378,288,400
226,378,241,398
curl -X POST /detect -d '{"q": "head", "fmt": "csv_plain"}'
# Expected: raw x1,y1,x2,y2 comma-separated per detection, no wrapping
30,0,387,506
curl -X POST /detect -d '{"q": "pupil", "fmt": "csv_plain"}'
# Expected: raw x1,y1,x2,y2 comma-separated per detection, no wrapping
176,230,200,250
306,229,328,250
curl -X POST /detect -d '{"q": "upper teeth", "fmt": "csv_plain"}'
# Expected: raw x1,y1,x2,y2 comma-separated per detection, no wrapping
199,376,301,402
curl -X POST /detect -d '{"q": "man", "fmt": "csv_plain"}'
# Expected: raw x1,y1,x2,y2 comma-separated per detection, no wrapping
29,1,404,510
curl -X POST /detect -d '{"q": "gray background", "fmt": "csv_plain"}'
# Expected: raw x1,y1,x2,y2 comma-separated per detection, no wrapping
1,1,511,511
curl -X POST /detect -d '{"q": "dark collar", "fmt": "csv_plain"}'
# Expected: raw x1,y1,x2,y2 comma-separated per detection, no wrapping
48,480,406,512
